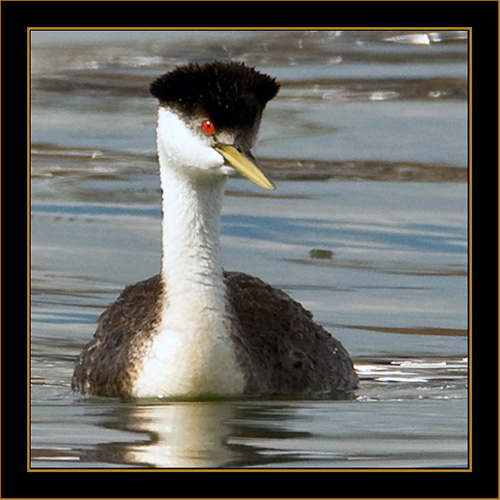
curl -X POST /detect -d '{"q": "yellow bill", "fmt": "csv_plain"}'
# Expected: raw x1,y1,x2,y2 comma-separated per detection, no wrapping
214,144,275,190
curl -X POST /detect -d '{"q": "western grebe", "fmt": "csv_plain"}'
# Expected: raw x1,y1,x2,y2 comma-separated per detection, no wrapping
72,61,358,398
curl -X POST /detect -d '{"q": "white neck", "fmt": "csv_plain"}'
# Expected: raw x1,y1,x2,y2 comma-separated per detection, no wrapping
159,157,227,305
155,107,230,311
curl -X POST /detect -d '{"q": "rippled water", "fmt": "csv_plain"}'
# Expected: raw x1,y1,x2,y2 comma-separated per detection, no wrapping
30,30,469,469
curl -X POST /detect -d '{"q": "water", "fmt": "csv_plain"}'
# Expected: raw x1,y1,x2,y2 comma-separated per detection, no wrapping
30,30,469,469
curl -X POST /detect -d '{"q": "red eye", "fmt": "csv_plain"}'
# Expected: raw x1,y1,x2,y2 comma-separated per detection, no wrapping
202,119,215,135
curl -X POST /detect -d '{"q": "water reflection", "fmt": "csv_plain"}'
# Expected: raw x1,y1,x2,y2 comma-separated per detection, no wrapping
79,400,313,468
123,402,240,467
67,379,466,469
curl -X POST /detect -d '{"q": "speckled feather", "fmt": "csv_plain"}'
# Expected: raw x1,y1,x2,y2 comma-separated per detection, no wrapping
72,276,164,397
72,272,358,397
226,272,358,394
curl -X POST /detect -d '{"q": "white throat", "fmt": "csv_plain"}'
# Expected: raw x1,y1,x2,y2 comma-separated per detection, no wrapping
132,108,246,398
159,151,226,301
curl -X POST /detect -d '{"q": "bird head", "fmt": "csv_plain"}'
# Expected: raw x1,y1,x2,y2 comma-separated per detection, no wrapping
150,61,279,190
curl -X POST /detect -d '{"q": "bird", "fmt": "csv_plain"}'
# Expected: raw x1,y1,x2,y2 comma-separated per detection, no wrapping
72,61,359,399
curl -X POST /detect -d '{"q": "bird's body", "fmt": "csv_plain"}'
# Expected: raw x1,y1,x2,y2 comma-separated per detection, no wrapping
72,62,358,398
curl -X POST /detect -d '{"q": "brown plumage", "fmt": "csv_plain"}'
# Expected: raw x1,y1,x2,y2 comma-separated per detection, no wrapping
72,272,358,397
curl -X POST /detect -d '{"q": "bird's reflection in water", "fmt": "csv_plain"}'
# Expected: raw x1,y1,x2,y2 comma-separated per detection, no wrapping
86,399,314,468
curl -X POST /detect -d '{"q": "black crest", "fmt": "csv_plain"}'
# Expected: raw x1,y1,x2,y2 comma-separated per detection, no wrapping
150,61,280,130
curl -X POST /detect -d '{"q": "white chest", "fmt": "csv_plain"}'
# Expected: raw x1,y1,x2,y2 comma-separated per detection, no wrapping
131,304,246,399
